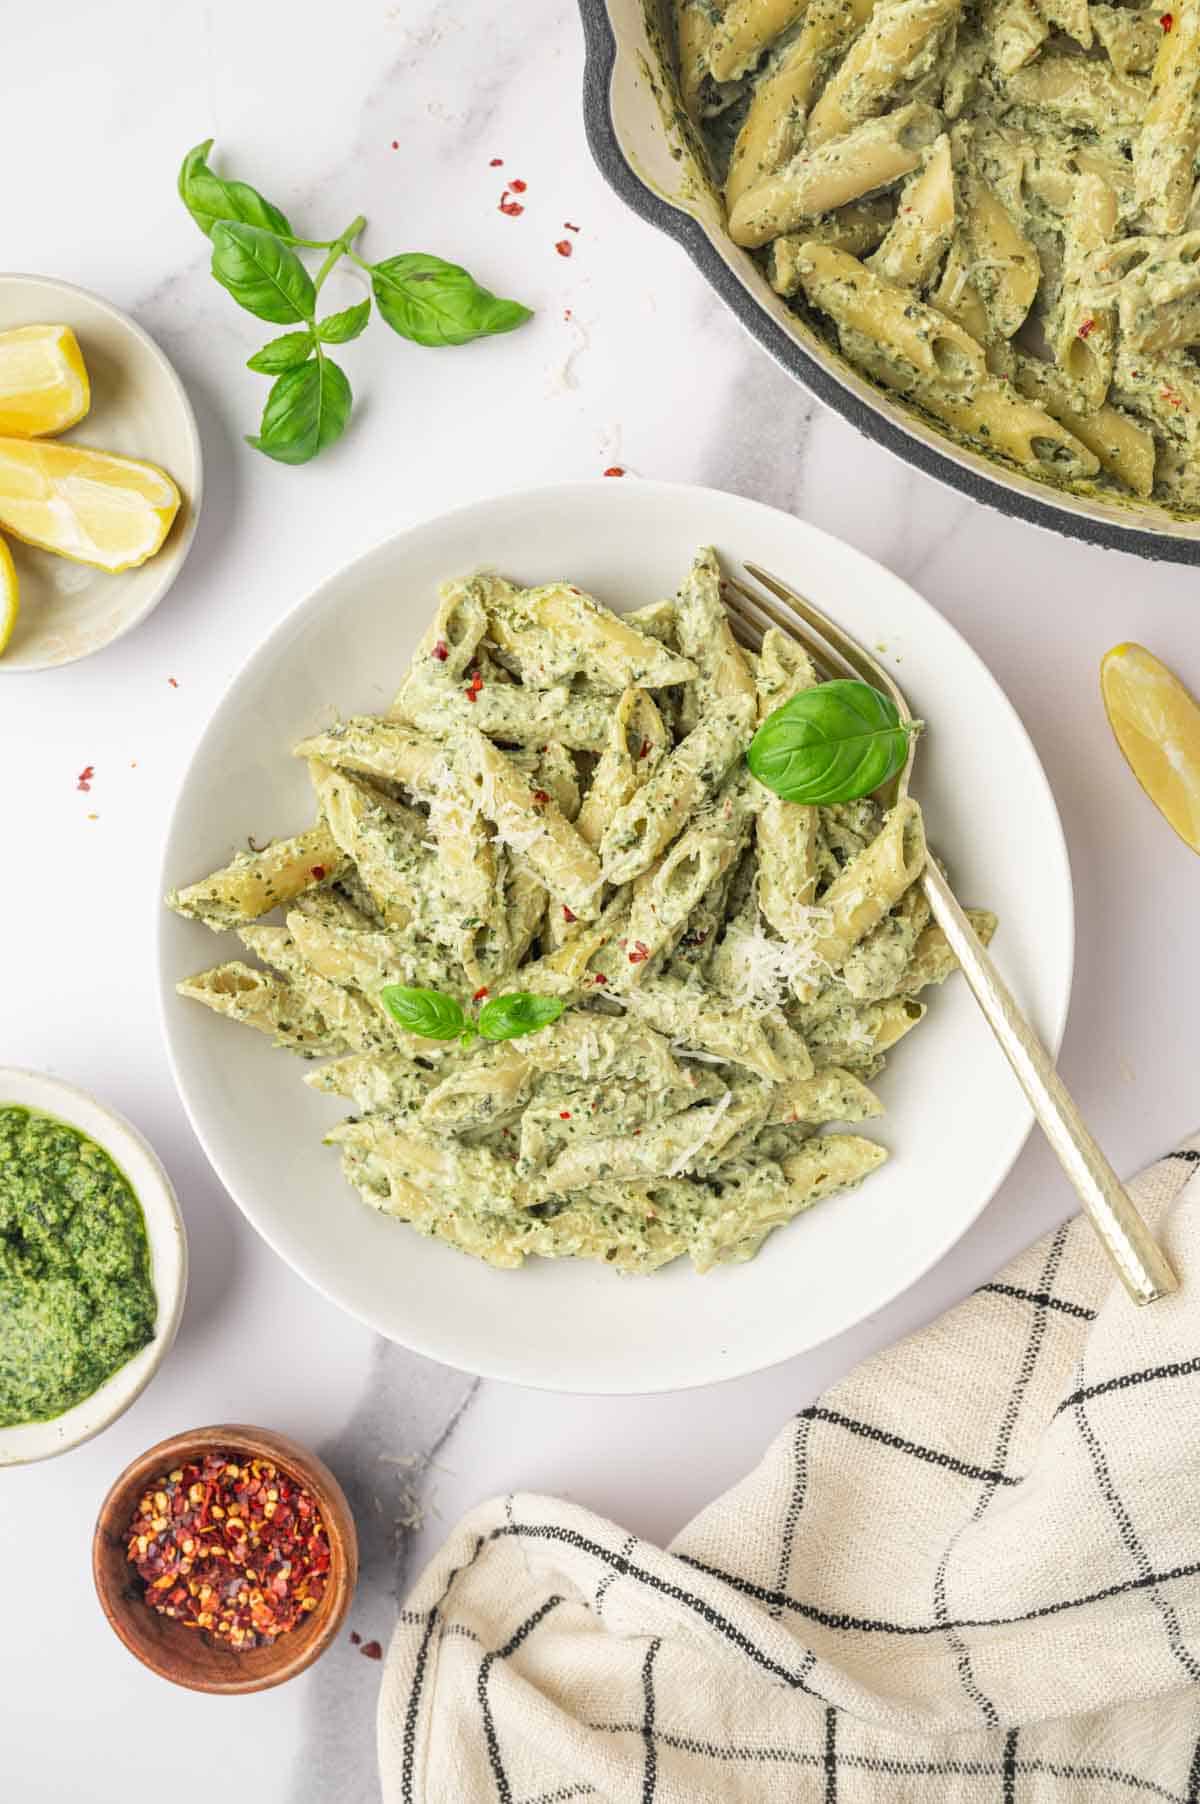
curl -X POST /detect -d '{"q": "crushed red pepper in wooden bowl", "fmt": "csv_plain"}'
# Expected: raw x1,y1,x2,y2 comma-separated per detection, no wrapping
125,1450,330,1649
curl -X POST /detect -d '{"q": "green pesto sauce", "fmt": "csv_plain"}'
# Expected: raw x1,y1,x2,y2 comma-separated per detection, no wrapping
0,1106,156,1427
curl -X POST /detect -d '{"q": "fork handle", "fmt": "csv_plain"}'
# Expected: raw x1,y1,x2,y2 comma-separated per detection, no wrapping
921,859,1178,1305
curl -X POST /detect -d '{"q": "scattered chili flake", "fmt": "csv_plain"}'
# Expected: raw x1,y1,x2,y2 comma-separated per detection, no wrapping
167,676,179,688
432,639,449,661
490,157,504,167
125,1450,330,1650
465,669,484,702
559,1110,572,1120
628,941,650,965
638,738,650,759
499,194,524,217
350,1630,362,1645
391,140,399,150
508,178,527,194
360,1640,383,1660
1077,318,1097,340
555,239,573,258
473,986,490,1002
593,973,608,985
564,307,573,320
562,905,577,923
310,865,327,881
1160,11,1173,26
564,222,580,233
603,466,625,478
1163,385,1184,407
531,788,551,804
76,765,94,792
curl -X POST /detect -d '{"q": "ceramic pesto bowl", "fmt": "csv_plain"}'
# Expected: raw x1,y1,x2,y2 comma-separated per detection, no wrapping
0,1068,188,1466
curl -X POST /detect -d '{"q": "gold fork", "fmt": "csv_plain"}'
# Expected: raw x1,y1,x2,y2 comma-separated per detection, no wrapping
725,560,1178,1306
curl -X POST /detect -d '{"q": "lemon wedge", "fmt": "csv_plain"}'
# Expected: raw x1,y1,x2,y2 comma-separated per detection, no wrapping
0,324,91,436
0,535,17,655
1101,642,1200,854
0,437,180,573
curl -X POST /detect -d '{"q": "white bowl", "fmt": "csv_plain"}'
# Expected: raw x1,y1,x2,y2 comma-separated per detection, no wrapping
0,1069,188,1465
160,479,1073,1393
0,274,203,670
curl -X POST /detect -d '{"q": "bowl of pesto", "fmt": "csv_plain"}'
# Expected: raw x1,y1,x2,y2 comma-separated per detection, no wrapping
0,1069,187,1465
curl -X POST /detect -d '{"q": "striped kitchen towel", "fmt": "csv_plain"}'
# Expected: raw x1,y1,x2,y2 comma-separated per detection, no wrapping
379,1140,1200,1803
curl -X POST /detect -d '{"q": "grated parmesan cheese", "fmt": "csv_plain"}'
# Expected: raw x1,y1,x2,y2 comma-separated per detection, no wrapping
718,912,833,1016
667,1089,733,1176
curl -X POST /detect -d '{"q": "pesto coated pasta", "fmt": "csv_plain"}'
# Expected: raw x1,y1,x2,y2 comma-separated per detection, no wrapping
168,550,993,1275
675,0,1200,513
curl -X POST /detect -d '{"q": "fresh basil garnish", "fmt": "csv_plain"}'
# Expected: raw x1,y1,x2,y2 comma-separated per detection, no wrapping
178,139,294,240
246,330,315,374
181,141,531,463
477,993,565,1042
371,253,532,347
247,358,352,465
380,986,468,1040
316,300,372,344
211,223,316,324
747,679,915,806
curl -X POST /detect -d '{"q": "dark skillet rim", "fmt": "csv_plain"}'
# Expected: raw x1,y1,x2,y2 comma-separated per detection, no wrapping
576,0,1200,567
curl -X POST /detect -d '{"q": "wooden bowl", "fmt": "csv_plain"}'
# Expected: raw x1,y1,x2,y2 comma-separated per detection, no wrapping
92,1424,358,1693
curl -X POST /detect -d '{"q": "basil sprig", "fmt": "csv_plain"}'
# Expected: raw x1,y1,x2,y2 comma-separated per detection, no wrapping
179,139,532,465
747,679,916,806
380,986,564,1046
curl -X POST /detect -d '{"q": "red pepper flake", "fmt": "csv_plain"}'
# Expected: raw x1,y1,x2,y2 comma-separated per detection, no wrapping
559,1110,572,1120
603,466,625,478
628,941,650,965
638,738,650,759
499,194,524,217
1077,317,1097,340
350,1630,362,1645
562,905,577,923
563,307,573,320
432,639,450,661
473,986,490,1002
489,157,504,166
508,178,527,194
1162,385,1184,407
167,676,179,688
465,669,484,702
1160,11,1173,26
564,222,580,233
555,239,573,257
391,140,399,150
531,788,550,804
76,764,94,792
360,1640,383,1660
124,1451,330,1650
310,865,327,881
593,973,608,985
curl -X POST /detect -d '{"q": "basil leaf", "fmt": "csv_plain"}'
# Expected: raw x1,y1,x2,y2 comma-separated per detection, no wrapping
246,330,314,374
316,300,371,344
380,985,467,1040
371,253,532,347
747,679,913,806
211,222,316,324
477,993,564,1042
179,139,293,240
246,357,352,465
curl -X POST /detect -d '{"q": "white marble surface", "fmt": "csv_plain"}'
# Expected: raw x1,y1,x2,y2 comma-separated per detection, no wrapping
2,3,1199,1798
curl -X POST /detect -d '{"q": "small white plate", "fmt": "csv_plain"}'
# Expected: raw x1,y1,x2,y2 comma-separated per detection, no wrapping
0,1070,188,1465
160,480,1073,1394
0,274,202,671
